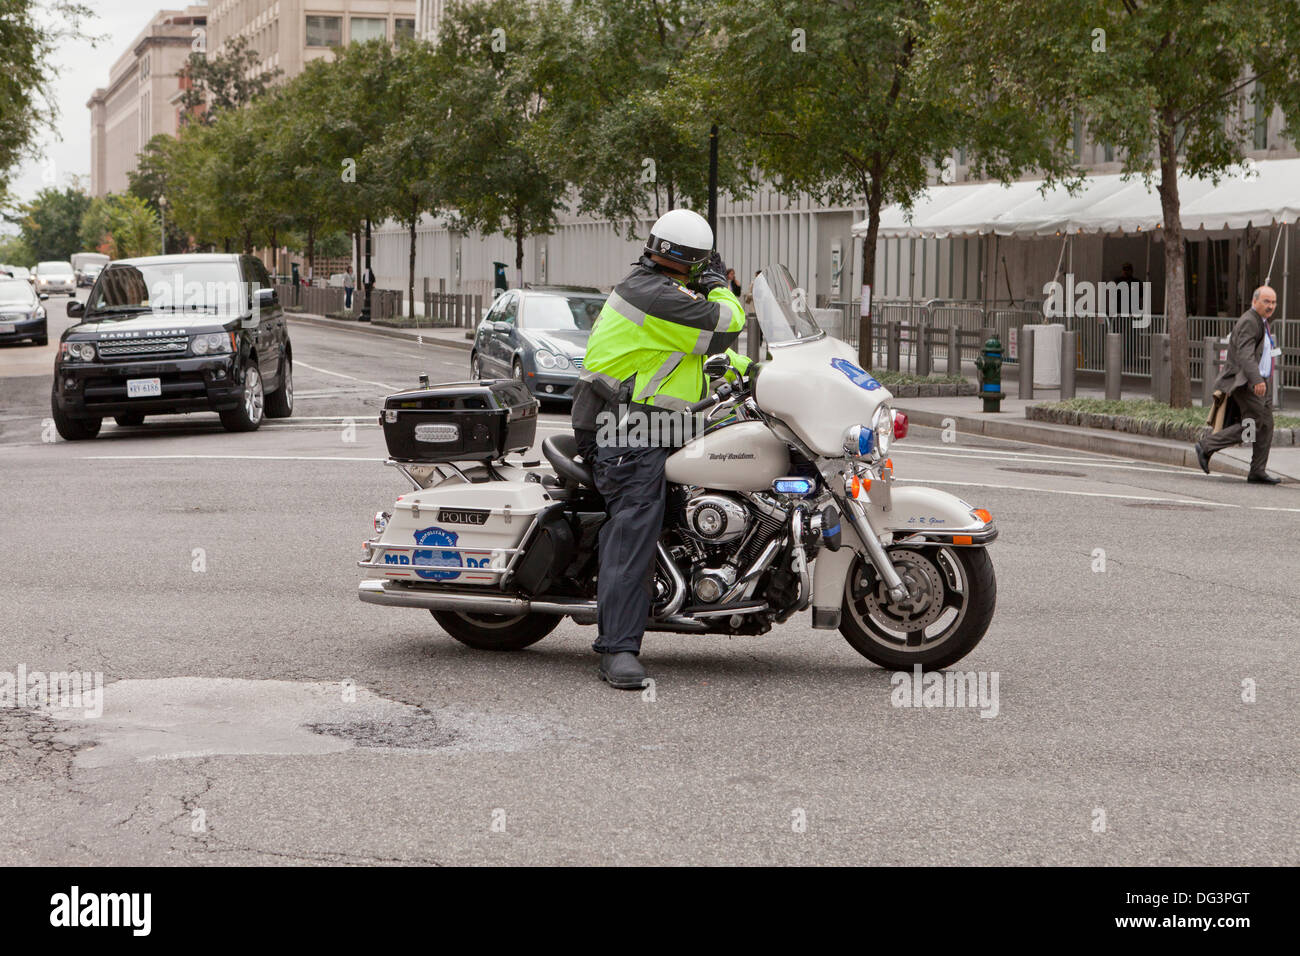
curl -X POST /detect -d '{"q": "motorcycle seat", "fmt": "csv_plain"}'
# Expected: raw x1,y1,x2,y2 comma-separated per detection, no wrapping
542,434,596,490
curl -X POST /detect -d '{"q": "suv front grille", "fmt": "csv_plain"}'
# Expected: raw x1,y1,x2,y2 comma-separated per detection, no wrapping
97,336,190,358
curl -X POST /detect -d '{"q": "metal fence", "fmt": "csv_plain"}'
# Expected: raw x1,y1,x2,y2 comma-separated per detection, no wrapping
823,296,1297,401
421,291,484,328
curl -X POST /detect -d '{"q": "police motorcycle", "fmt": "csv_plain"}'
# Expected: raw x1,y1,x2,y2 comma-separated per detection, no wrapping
358,265,997,669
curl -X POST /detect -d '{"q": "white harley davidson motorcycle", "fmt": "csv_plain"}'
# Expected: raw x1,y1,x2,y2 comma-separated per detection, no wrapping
358,265,997,669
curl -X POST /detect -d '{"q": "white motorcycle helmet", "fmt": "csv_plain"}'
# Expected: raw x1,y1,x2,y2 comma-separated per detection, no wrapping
645,208,714,276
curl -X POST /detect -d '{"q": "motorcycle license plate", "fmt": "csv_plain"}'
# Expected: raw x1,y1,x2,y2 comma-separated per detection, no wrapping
127,378,162,398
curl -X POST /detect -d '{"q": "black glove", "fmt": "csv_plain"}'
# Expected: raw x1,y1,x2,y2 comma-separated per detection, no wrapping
692,250,729,293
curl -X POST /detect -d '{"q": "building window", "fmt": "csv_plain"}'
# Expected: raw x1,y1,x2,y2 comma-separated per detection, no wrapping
305,15,342,47
350,17,387,44
1254,100,1269,150
395,18,415,40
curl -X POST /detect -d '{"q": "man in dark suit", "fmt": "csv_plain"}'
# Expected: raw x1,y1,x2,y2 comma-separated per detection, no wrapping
1195,286,1281,484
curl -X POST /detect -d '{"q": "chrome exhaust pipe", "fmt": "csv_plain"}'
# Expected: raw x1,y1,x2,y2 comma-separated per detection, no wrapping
359,580,595,616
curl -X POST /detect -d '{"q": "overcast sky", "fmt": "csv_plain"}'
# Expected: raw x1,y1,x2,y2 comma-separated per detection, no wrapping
4,2,169,230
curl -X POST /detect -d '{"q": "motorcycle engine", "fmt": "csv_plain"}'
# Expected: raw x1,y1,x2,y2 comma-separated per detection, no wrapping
679,490,788,604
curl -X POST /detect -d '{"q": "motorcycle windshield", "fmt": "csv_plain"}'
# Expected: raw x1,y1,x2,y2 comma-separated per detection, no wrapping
752,265,825,346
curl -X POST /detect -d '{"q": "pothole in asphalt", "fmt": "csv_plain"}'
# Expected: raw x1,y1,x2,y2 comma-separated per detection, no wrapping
48,677,563,768
998,466,1089,478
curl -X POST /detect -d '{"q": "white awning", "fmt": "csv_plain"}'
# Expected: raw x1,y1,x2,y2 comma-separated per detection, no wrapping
854,158,1300,239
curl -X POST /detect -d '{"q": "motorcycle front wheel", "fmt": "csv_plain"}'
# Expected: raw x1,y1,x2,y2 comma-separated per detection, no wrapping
431,609,559,651
839,545,995,670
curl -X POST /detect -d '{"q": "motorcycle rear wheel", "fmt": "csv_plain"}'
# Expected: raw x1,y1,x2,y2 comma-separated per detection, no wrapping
431,609,559,651
839,545,995,670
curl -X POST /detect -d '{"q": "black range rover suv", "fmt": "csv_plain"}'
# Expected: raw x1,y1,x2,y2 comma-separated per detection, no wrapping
52,253,292,440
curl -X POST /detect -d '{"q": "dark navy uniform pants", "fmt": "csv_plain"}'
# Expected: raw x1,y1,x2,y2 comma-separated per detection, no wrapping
575,428,669,655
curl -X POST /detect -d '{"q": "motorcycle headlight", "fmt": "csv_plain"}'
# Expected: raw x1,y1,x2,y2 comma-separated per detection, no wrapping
535,349,557,369
872,404,893,458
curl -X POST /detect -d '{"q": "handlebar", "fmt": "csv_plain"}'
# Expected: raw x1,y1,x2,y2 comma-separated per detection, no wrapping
687,380,736,414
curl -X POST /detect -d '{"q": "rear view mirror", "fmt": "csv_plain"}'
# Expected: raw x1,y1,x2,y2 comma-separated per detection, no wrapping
66,301,84,317
704,354,731,378
38,293,49,301
491,321,512,333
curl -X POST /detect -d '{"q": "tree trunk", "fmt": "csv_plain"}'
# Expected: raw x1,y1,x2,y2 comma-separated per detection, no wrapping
408,200,417,320
514,208,525,289
306,223,316,284
1157,113,1190,407
857,174,884,370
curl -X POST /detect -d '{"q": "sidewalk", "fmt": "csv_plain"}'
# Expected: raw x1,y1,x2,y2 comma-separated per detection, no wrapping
283,311,1299,482
286,310,475,351
892,393,1300,481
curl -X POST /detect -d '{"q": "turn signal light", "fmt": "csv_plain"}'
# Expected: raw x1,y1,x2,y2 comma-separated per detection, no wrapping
850,475,872,498
972,508,992,523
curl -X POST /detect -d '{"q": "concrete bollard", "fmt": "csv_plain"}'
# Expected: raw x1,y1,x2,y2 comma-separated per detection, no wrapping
1105,332,1123,400
948,324,961,376
1019,325,1034,400
1152,333,1171,404
1201,335,1218,409
887,321,901,371
1061,330,1077,399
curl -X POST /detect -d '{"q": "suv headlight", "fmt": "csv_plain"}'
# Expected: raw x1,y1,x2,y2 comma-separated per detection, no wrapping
871,403,893,458
191,332,232,355
65,341,95,361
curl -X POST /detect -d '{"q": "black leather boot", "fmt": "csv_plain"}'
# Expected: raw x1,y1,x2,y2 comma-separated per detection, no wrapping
598,652,647,689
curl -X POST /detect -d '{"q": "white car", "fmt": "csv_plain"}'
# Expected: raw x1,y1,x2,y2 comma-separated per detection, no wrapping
34,260,76,296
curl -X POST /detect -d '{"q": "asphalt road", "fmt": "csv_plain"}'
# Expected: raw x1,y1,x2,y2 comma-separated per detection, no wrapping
0,296,1296,865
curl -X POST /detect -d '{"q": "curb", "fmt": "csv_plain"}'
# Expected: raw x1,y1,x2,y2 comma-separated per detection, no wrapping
894,404,1253,478
286,313,475,352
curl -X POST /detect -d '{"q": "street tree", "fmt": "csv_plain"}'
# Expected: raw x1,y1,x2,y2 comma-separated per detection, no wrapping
0,0,92,207
360,40,445,317
433,0,569,285
690,0,984,368
937,0,1300,407
539,0,753,234
8,184,93,261
180,35,282,125
80,193,160,259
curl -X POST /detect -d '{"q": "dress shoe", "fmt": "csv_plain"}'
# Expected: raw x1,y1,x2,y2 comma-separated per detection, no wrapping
598,651,647,689
1246,473,1281,485
1194,442,1211,474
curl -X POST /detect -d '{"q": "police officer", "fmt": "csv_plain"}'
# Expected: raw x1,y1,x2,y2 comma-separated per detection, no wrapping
572,209,746,689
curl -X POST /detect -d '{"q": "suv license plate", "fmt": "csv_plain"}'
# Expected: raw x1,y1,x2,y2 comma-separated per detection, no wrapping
127,378,162,398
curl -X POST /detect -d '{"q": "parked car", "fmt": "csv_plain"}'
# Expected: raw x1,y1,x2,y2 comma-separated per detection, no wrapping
34,260,76,296
8,266,33,285
469,285,606,402
51,253,292,440
0,278,49,346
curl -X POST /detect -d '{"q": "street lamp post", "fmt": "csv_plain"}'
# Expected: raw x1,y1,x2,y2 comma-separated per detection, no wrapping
159,194,167,255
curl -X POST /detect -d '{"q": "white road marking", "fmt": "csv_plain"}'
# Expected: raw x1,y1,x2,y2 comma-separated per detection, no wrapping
294,361,397,391
85,454,385,462
895,476,1300,513
898,446,1188,477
